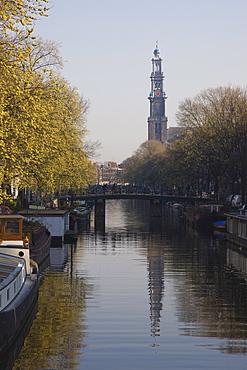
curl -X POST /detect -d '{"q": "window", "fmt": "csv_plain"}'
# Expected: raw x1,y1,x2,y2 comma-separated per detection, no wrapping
6,220,19,234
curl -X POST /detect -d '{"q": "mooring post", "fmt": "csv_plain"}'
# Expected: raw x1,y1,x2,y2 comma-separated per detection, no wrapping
94,199,106,216
94,199,105,231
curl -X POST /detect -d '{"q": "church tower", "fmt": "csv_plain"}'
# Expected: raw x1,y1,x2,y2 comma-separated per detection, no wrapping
147,44,168,143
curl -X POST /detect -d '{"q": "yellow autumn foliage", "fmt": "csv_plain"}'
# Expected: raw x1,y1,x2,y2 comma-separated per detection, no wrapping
0,1,96,203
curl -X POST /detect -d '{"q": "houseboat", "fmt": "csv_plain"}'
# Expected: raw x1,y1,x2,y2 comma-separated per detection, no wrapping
226,212,247,248
23,221,51,266
183,202,225,227
70,204,91,231
0,215,39,356
19,208,70,246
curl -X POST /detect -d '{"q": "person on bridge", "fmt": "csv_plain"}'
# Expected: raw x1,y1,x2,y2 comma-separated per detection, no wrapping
111,184,116,194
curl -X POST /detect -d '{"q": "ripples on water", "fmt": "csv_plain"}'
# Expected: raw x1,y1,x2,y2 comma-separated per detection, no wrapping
12,200,247,369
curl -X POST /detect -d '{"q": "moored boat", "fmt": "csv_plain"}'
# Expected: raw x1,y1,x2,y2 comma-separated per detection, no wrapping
72,205,91,219
0,215,39,356
23,221,51,266
170,202,183,209
183,202,225,227
213,220,227,238
213,220,227,230
19,208,70,245
70,205,91,232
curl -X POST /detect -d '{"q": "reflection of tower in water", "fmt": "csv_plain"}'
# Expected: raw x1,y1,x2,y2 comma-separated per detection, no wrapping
147,243,165,338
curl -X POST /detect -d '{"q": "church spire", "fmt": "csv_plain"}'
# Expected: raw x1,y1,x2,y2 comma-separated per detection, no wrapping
147,44,168,143
153,41,160,57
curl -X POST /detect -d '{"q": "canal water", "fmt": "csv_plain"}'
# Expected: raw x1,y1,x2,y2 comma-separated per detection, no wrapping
12,199,247,369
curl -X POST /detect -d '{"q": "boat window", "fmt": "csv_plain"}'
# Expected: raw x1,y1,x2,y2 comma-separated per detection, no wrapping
7,288,10,301
5,220,19,234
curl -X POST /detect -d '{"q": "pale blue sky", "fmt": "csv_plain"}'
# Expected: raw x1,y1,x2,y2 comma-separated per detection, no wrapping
35,0,247,163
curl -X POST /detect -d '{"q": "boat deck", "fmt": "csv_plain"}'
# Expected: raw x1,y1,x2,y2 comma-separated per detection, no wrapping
0,265,15,283
0,255,21,286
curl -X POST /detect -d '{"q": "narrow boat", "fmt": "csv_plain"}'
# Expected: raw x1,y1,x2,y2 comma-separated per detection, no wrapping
23,221,51,266
0,215,39,356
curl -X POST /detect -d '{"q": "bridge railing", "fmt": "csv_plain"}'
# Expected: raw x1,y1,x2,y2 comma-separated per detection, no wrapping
84,184,204,197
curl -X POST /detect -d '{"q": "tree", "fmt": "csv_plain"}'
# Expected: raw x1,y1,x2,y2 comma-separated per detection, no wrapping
123,140,167,188
176,86,247,200
0,2,99,205
0,0,49,35
0,32,95,203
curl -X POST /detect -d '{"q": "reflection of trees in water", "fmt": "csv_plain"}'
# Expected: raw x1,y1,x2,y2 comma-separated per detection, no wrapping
17,198,247,365
105,199,150,232
100,200,247,354
103,199,185,235
172,231,247,354
13,262,93,370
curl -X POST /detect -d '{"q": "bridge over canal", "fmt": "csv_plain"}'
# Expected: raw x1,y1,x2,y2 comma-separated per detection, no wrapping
60,193,215,218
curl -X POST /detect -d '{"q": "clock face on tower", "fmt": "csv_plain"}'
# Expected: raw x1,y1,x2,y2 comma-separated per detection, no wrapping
154,90,161,96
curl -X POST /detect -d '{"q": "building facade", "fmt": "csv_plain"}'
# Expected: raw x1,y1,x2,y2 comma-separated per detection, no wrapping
96,162,123,185
147,45,168,143
167,126,183,142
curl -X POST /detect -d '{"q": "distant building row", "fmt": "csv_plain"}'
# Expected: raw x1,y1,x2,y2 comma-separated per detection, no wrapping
96,161,123,185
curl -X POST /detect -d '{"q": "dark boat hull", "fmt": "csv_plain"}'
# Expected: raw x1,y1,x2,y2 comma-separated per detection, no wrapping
70,209,91,231
0,299,38,370
0,277,39,356
25,226,52,266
